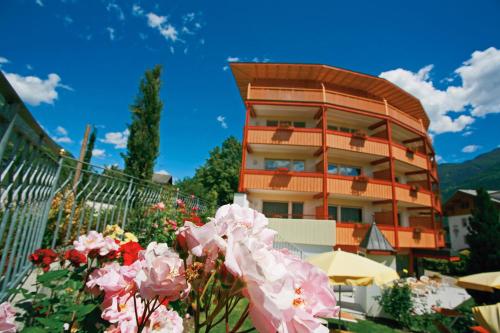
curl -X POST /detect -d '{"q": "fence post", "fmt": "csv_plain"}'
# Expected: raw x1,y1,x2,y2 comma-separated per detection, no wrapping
35,156,64,248
121,178,134,230
0,112,18,163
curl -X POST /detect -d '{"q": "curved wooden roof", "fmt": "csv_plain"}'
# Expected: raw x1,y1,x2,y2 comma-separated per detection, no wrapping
230,62,430,129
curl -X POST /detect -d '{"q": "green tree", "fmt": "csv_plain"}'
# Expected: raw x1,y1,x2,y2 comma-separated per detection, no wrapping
176,136,241,208
123,65,163,180
83,127,97,165
466,188,500,275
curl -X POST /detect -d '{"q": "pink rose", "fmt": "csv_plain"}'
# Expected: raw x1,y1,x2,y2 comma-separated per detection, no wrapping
143,305,183,333
152,202,165,211
0,302,16,333
73,231,119,257
135,243,189,301
176,222,225,257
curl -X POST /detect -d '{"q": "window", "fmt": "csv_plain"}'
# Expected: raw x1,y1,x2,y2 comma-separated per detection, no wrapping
341,207,362,222
263,202,288,218
265,159,305,171
328,124,359,133
292,160,305,171
292,202,304,218
461,218,467,227
339,166,361,176
328,205,338,220
340,127,351,133
328,163,361,176
328,164,338,174
328,125,338,131
266,120,307,128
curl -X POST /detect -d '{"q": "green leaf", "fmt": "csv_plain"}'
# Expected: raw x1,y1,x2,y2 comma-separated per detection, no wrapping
22,327,47,333
67,303,98,318
37,269,70,284
35,317,64,330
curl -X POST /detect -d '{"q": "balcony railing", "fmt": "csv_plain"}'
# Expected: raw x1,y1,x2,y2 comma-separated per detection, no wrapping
246,126,322,147
327,175,393,200
249,86,425,134
243,169,323,193
392,143,429,170
336,223,443,249
326,130,389,157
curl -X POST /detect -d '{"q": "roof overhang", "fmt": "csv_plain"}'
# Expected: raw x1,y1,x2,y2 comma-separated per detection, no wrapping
230,62,430,129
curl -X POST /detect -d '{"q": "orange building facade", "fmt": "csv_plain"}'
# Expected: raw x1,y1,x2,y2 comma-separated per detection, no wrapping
231,63,445,262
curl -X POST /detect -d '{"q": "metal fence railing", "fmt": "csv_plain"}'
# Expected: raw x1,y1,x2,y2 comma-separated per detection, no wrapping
0,122,208,301
273,234,304,259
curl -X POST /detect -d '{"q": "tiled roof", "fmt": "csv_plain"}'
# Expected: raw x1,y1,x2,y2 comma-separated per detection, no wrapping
359,222,395,252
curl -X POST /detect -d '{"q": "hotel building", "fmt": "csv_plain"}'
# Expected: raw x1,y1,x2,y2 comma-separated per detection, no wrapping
231,63,445,271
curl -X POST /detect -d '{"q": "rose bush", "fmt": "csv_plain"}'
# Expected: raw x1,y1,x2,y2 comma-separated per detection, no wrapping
6,204,338,332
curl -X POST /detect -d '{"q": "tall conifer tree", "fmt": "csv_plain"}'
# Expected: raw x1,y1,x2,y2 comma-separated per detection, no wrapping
123,65,163,180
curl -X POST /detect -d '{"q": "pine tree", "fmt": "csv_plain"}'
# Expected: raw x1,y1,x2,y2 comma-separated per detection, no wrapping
466,188,500,274
123,65,163,180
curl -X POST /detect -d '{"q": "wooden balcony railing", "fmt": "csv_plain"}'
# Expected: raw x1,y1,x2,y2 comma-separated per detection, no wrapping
392,144,429,170
336,223,442,249
246,126,322,147
326,131,389,157
327,175,393,200
243,170,323,193
395,184,432,207
249,86,426,134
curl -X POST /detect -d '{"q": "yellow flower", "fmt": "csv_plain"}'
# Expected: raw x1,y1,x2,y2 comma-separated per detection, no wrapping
123,232,138,243
104,224,124,239
403,268,409,274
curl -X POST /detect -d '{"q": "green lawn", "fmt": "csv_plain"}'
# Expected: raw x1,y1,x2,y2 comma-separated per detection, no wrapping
328,318,403,333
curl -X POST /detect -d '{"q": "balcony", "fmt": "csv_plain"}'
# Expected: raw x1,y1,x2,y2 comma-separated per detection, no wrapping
392,143,428,170
395,184,432,207
247,126,322,147
336,223,443,249
249,86,425,134
327,175,393,200
326,131,389,157
243,169,323,193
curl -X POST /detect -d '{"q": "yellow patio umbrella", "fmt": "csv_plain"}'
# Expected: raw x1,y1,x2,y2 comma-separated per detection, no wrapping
472,303,500,333
307,249,400,286
457,272,500,292
307,249,399,325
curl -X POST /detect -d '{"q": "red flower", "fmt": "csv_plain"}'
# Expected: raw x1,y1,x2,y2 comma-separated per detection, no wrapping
64,249,87,267
120,241,143,266
29,249,58,272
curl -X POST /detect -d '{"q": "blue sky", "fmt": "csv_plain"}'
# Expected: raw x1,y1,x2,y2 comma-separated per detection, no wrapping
1,0,499,180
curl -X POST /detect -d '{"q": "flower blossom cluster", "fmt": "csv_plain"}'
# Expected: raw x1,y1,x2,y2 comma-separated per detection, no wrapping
88,240,186,332
0,302,16,333
178,204,339,332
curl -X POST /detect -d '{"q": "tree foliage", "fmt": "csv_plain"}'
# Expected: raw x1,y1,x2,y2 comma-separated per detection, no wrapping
466,188,500,274
176,136,241,209
123,65,163,180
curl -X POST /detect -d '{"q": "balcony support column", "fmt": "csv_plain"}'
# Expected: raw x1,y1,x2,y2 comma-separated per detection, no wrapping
423,138,439,248
386,119,399,249
238,103,251,192
321,105,329,219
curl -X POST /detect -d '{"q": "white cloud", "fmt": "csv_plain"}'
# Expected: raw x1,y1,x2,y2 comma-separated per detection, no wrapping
222,66,229,71
64,16,73,25
462,131,473,137
106,3,124,20
147,12,166,28
227,56,240,62
100,129,129,148
92,148,106,158
160,24,178,42
216,115,228,129
56,126,68,136
435,155,444,163
35,0,43,6
155,169,170,175
0,57,9,67
3,71,71,106
132,4,143,16
54,136,72,143
462,144,481,153
26,64,33,70
106,27,115,40
379,47,500,135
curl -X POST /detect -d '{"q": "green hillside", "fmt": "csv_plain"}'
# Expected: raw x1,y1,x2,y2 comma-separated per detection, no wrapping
438,148,500,202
